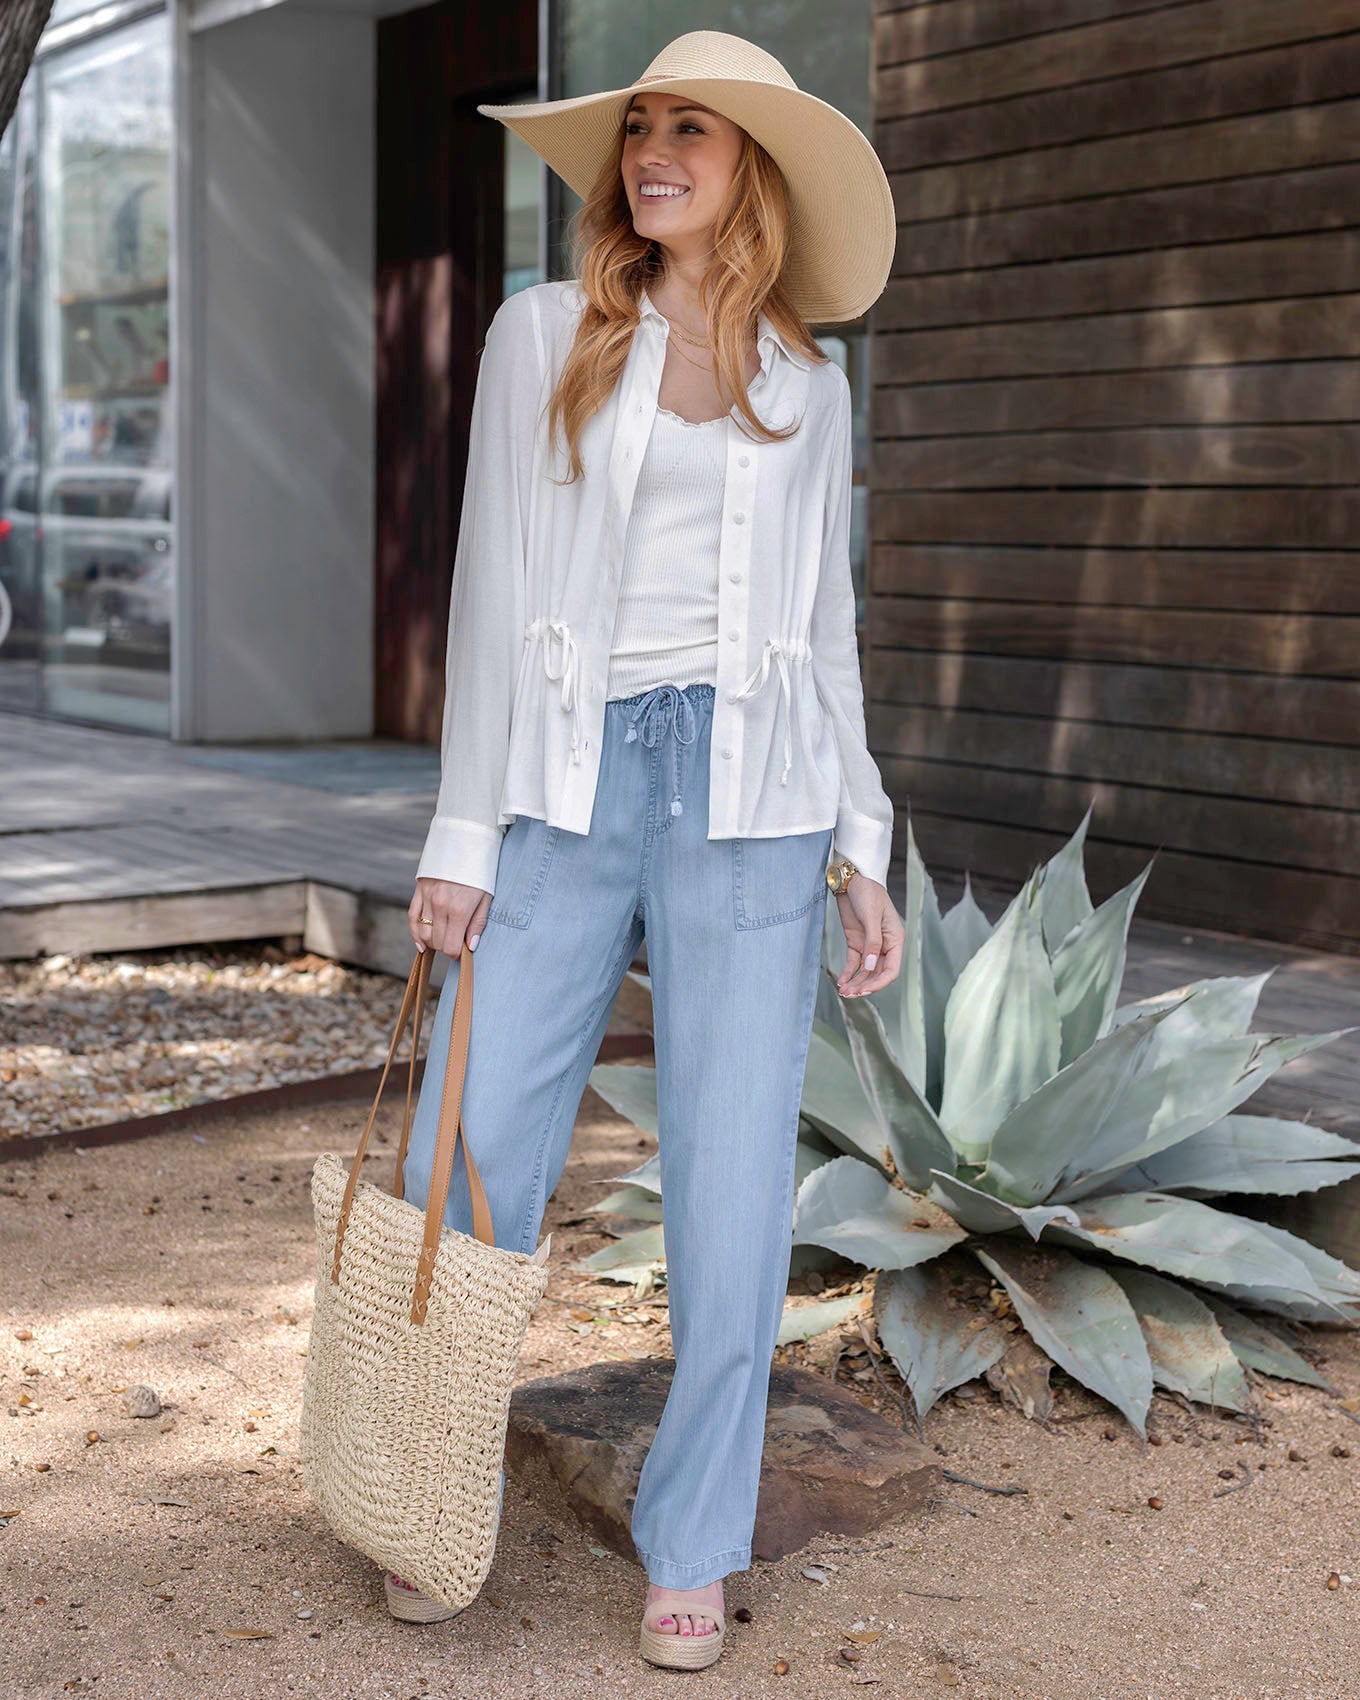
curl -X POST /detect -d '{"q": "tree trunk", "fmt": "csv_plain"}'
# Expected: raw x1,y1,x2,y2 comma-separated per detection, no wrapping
0,1,55,142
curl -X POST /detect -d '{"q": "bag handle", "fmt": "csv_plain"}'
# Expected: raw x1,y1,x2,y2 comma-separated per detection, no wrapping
330,942,494,1323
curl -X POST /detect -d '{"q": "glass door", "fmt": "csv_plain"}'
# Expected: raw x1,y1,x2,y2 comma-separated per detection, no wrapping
0,84,42,714
36,14,173,731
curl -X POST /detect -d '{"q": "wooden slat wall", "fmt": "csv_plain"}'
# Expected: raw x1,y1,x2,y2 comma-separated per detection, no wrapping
870,0,1360,953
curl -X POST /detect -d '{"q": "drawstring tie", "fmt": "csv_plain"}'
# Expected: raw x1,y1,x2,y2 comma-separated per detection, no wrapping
525,617,585,763
729,636,812,786
622,683,699,817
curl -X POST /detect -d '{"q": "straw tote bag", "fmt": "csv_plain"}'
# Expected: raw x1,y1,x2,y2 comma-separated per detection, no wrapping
299,942,552,1609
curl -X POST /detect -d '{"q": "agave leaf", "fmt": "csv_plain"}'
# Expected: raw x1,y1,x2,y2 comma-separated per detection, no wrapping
1198,1293,1337,1390
794,1135,840,1198
817,896,850,1042
973,1238,1153,1436
587,1060,659,1137
1109,972,1274,1058
1041,1192,1329,1305
803,1020,896,1178
793,1155,966,1270
1056,1028,1352,1200
1241,1217,1360,1315
839,985,958,1187
926,1169,1022,1233
939,873,993,981
981,1005,1184,1206
939,871,1061,1163
1050,862,1152,1066
1107,1267,1253,1414
927,1168,1080,1241
588,1185,664,1221
1103,1112,1360,1197
1036,801,1096,955
873,1262,1010,1421
918,860,957,1114
610,1150,661,1194
581,1222,665,1272
1205,1285,1350,1324
778,1293,865,1345
894,820,931,1093
862,818,930,1086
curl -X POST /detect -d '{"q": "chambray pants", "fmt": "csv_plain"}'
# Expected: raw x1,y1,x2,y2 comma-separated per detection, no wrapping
400,680,832,1590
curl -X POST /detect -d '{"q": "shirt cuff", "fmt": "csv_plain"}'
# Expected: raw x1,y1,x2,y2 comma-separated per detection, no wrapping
415,815,505,894
831,811,893,891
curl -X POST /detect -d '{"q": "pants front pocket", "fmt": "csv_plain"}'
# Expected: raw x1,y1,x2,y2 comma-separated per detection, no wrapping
730,827,834,930
486,814,561,929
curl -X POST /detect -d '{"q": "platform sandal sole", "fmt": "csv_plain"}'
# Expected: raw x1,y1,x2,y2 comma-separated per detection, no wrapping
639,1600,727,1670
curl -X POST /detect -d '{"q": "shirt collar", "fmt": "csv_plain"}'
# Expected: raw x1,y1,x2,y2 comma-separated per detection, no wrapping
638,287,811,372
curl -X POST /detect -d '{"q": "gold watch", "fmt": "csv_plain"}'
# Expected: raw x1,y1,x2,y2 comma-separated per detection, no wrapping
826,856,859,895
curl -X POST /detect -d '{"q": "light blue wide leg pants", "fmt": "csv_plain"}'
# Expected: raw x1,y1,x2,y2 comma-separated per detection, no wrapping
401,679,833,1590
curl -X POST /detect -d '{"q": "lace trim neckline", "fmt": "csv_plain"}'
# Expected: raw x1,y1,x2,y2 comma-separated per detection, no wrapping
656,404,728,429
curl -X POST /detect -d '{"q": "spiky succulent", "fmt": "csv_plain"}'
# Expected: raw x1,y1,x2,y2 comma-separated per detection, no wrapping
584,808,1360,1434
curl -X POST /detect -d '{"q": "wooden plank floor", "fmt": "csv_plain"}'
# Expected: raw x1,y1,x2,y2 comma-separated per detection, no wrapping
2,709,1355,1139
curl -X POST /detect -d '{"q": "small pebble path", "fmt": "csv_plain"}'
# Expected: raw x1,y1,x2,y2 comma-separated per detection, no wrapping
1,947,426,1140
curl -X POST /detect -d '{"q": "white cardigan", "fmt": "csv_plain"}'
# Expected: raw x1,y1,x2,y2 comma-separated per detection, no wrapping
416,279,896,894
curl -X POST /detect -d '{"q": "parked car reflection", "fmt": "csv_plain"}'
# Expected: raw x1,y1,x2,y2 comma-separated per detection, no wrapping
0,459,172,667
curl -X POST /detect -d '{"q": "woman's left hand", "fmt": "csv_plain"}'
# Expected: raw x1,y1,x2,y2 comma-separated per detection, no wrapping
833,876,904,998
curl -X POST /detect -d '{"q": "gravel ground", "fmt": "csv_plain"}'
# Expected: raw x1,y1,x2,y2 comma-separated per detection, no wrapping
1,947,433,1140
4,1065,1360,1698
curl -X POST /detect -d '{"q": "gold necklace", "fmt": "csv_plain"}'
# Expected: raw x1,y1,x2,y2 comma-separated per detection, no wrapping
665,336,716,373
665,316,713,350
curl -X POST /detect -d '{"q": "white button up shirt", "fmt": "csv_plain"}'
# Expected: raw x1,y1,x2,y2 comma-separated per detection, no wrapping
416,280,895,894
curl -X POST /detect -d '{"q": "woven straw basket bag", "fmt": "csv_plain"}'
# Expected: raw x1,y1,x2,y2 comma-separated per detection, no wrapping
299,942,551,1610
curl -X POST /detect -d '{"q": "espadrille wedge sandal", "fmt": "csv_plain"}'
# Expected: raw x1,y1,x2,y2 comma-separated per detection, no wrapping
384,1467,506,1623
639,1594,727,1670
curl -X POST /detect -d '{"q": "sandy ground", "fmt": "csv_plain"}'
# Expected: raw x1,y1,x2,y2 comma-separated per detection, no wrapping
4,1083,1360,1700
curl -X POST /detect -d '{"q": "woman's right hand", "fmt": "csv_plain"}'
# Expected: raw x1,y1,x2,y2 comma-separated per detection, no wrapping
408,877,492,957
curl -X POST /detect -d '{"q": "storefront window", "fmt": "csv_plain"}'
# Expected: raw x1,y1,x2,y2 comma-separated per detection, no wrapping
25,12,173,731
0,88,41,713
503,121,544,300
552,3,874,623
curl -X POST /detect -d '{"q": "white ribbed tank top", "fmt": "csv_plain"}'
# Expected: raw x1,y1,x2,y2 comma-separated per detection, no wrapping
605,405,727,700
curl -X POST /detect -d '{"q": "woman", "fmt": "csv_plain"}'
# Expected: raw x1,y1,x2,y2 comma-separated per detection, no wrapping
392,29,904,1670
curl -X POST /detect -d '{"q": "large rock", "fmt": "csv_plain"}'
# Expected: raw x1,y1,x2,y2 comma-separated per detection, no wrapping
505,1357,938,1564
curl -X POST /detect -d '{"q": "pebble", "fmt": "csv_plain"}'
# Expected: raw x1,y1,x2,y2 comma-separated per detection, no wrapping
122,1385,161,1419
1,946,430,1139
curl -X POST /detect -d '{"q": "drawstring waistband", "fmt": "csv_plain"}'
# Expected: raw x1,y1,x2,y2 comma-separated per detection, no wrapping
621,682,702,817
524,620,811,789
729,636,812,786
525,617,584,763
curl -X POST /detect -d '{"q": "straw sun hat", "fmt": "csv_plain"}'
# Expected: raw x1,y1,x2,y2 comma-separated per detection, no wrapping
476,29,896,325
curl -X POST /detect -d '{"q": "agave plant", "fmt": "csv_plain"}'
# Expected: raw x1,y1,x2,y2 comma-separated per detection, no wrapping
584,807,1360,1434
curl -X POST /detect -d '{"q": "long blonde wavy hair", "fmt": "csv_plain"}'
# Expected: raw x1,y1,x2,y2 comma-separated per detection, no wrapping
543,115,829,485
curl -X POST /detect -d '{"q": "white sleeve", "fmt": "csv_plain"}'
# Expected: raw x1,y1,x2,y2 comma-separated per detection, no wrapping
415,291,540,893
808,367,895,890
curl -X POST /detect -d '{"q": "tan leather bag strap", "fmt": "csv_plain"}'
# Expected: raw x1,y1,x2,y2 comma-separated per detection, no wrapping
330,943,494,1323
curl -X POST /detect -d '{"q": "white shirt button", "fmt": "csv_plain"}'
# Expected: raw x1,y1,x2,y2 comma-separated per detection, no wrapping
732,511,745,524
726,690,738,703
721,747,733,759
729,571,741,583
728,630,739,641
737,455,750,468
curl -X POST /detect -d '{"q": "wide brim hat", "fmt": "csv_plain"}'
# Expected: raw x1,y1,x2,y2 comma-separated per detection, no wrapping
476,30,896,325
